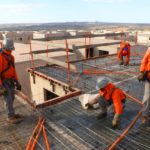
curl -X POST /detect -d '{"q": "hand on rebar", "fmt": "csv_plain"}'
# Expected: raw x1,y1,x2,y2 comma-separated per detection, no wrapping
112,114,121,128
138,72,144,82
85,103,94,110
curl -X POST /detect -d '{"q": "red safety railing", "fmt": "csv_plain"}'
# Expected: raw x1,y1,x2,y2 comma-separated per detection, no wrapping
108,93,143,150
26,118,50,150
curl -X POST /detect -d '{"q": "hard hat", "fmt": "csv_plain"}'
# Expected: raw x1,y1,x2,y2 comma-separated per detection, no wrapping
2,38,15,51
96,77,111,90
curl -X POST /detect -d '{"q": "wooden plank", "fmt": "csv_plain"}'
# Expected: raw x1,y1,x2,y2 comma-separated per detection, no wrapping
75,41,120,49
33,54,77,71
36,90,81,108
69,53,117,63
21,48,73,55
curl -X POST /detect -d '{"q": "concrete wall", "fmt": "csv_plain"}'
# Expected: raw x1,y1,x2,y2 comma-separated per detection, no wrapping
138,34,150,44
74,45,118,59
29,73,67,104
33,33,46,39
75,48,86,59
46,32,70,38
76,31,91,36
52,53,76,62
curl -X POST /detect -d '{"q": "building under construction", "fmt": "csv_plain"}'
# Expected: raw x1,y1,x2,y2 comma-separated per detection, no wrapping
0,32,150,150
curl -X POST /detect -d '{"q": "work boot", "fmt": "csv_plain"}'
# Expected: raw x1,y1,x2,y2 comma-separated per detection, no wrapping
14,114,23,119
141,116,148,125
97,112,107,119
7,116,21,124
124,62,129,66
119,62,123,65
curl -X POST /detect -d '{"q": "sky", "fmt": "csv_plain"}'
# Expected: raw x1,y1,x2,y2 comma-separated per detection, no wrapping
0,0,150,24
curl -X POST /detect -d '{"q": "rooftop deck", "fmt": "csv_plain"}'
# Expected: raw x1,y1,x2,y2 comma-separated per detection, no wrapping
0,45,150,149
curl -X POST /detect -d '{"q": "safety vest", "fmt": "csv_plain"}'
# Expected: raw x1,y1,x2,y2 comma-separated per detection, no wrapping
99,83,126,114
0,51,15,79
0,50,18,86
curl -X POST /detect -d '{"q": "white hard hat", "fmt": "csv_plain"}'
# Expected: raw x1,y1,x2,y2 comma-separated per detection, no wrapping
96,77,111,90
2,38,15,51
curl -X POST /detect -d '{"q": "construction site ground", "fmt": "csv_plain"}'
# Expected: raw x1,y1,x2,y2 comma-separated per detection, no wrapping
0,44,150,150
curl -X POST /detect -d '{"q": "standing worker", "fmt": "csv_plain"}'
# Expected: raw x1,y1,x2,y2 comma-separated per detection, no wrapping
118,41,131,66
86,77,126,128
138,47,150,125
0,38,22,124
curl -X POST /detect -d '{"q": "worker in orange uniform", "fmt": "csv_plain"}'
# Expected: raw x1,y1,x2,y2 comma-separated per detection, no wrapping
0,38,22,124
86,77,126,128
138,47,150,125
118,41,131,66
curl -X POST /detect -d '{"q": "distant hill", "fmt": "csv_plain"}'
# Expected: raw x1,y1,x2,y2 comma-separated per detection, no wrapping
0,22,150,31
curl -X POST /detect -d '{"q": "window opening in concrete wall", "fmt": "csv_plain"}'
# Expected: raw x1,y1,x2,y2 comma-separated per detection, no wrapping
44,88,58,101
99,50,109,56
27,66,81,107
86,47,94,58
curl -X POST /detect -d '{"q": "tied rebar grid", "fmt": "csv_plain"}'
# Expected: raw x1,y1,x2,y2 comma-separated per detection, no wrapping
39,92,142,150
0,50,147,150
35,55,140,93
33,55,145,150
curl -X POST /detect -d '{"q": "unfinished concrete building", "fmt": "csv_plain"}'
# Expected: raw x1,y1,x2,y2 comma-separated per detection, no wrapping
5,31,33,44
33,31,70,40
0,31,150,150
32,32,122,61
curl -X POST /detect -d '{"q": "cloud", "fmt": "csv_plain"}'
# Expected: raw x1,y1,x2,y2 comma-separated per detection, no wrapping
0,3,46,14
84,0,129,3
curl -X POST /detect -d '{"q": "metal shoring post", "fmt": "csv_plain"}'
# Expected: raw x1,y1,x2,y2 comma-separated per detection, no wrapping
65,39,71,89
29,38,35,69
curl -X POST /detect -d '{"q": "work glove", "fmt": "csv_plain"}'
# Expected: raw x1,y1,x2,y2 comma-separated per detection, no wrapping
15,81,22,91
0,86,7,96
85,103,94,110
138,72,144,82
112,114,121,128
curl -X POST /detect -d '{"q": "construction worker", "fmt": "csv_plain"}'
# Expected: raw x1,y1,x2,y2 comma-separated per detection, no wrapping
118,41,131,66
86,77,126,128
0,38,22,124
138,47,150,125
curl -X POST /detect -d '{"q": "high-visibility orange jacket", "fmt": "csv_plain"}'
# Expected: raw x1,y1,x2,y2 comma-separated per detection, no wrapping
0,50,18,85
118,41,131,63
99,83,126,115
140,48,150,72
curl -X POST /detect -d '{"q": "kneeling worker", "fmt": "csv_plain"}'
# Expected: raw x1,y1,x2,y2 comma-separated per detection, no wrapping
118,41,131,66
86,77,126,128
